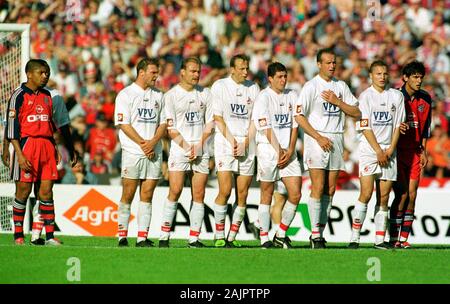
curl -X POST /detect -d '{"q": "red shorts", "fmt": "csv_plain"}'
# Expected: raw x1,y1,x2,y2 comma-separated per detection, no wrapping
397,149,422,182
11,137,58,182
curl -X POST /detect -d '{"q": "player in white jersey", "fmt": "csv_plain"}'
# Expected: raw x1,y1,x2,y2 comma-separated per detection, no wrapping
211,54,260,248
253,62,302,249
293,48,361,249
114,58,167,247
159,57,214,248
348,60,405,249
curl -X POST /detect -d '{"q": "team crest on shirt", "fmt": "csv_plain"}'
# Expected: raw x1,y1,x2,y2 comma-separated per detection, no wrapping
247,98,251,105
36,105,44,114
360,119,369,127
296,105,302,114
259,118,267,127
189,99,195,103
288,104,292,111
117,113,123,122
154,102,159,109
418,104,424,112
218,161,223,168
167,118,174,127
391,104,396,112
200,101,205,109
8,109,16,118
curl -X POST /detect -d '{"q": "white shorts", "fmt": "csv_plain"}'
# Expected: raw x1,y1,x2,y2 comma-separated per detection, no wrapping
168,155,210,174
256,144,302,182
215,154,255,176
303,132,345,171
358,143,397,181
121,150,162,180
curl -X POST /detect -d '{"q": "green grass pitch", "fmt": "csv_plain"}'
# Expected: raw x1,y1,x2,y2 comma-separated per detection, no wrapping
0,234,449,284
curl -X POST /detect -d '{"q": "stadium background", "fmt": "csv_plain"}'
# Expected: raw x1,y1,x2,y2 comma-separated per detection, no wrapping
0,0,449,284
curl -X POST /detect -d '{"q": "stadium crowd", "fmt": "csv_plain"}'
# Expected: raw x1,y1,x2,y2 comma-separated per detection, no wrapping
1,0,449,184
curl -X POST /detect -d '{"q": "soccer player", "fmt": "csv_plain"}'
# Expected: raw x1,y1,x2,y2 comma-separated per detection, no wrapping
348,60,405,249
159,57,214,248
389,61,432,249
211,54,260,248
5,59,76,245
253,62,302,249
294,48,360,249
114,58,167,247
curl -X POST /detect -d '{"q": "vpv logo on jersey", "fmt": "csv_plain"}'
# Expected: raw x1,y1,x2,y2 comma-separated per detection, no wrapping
274,113,291,128
230,103,248,118
138,108,157,123
322,102,340,116
372,111,392,126
185,111,202,124
64,189,134,236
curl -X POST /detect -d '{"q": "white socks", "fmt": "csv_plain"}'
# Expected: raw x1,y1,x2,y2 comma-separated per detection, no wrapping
160,199,178,241
258,204,271,244
277,200,297,238
118,202,131,240
350,201,367,243
214,203,228,240
189,201,204,243
137,201,152,242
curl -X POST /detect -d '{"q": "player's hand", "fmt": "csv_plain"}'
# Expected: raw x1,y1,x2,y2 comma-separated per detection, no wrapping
376,149,388,167
316,135,333,152
56,148,62,165
17,154,32,172
139,140,153,155
399,122,409,135
189,143,203,161
234,141,246,158
420,150,428,168
277,149,290,169
147,151,155,160
385,147,394,159
321,90,340,106
1,145,9,167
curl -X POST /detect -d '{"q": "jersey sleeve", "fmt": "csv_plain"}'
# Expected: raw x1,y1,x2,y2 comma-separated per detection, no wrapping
394,93,405,128
6,90,24,140
342,82,358,106
294,83,312,117
114,91,131,125
289,90,299,128
357,92,371,131
51,91,70,129
164,92,176,130
253,92,271,131
211,82,224,117
204,88,214,125
422,95,433,139
158,94,166,125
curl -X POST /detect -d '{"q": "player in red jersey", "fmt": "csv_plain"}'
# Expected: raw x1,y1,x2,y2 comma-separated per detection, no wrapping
4,59,77,245
389,61,432,249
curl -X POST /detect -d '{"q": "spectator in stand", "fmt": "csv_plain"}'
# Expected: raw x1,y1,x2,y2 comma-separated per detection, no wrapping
426,124,450,178
61,158,98,185
85,112,117,164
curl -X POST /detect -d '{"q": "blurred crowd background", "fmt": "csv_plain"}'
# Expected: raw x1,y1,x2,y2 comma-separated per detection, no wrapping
1,0,449,185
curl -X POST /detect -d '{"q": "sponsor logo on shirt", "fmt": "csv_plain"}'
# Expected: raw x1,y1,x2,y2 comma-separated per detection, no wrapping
8,109,16,118
360,119,369,127
259,118,267,127
230,104,248,117
185,111,202,124
372,111,392,125
274,114,291,128
138,108,157,122
322,102,340,116
118,113,123,122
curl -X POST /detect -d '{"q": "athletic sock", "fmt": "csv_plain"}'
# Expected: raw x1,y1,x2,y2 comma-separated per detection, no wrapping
189,201,204,243
277,200,297,238
389,210,403,243
13,198,26,240
374,208,388,245
308,197,321,239
319,195,333,238
350,201,367,243
214,203,228,240
118,202,131,240
160,199,178,241
137,201,152,242
40,200,55,240
31,200,44,241
258,204,271,244
227,206,245,242
400,210,414,242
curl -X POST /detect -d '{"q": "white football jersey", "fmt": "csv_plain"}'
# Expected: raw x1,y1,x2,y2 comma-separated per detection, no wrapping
212,76,260,156
164,84,213,157
114,83,165,156
253,87,298,149
45,87,70,129
357,86,405,146
294,75,358,133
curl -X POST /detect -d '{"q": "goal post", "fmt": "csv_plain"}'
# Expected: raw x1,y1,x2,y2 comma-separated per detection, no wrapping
0,23,30,233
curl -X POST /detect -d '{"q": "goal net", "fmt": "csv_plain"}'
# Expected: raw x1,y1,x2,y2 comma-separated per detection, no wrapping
0,24,30,232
